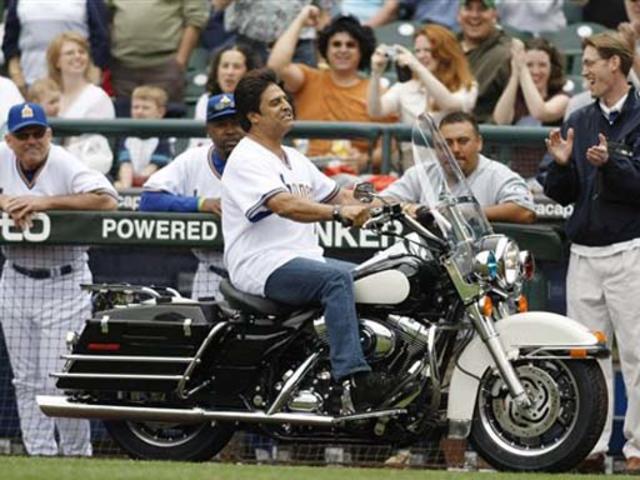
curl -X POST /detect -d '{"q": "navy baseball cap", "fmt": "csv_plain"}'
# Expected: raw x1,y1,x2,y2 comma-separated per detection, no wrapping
7,102,48,133
207,93,237,122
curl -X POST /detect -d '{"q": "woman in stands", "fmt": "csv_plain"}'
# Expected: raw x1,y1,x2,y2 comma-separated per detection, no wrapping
47,31,115,174
190,44,261,147
193,44,262,123
368,23,477,168
493,37,569,126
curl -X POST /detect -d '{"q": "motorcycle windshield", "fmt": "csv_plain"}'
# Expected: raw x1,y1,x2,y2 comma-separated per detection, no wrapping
410,114,493,273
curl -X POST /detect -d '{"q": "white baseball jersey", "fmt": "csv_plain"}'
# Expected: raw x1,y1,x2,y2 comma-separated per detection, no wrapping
0,141,115,456
144,144,222,199
143,145,224,300
143,144,223,265
0,142,118,268
222,137,339,296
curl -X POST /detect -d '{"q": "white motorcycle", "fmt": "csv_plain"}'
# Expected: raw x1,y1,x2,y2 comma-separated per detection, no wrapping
38,114,608,471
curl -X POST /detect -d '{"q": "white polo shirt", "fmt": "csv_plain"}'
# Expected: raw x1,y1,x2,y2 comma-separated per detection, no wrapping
222,137,339,296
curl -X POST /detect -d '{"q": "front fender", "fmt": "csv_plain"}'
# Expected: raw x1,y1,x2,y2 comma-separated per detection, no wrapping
446,311,605,437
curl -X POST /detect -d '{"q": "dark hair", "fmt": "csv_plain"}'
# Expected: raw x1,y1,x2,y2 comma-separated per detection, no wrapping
206,44,263,95
235,68,280,132
524,37,566,96
439,111,480,136
317,15,376,71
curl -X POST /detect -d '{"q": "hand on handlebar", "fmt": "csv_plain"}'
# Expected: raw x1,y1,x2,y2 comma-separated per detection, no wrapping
338,205,370,228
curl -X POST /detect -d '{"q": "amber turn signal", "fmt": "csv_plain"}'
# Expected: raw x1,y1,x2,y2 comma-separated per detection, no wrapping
481,295,493,317
517,295,528,313
593,330,607,344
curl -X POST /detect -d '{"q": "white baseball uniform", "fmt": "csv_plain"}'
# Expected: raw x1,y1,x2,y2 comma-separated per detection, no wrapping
143,145,224,301
222,137,339,296
0,142,117,456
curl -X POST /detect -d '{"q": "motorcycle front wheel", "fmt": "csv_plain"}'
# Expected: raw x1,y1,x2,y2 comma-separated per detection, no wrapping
470,358,607,472
104,419,235,461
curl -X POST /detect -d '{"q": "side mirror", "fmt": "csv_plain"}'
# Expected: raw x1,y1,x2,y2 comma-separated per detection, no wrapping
353,182,375,203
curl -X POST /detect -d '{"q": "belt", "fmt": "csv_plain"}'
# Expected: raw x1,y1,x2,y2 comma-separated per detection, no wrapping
12,263,73,279
208,265,229,278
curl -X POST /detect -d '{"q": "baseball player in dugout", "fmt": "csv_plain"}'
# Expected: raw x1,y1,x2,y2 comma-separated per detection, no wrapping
0,102,118,456
139,93,245,300
222,68,395,410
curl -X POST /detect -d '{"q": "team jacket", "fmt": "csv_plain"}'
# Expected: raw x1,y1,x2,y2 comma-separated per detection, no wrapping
538,87,640,246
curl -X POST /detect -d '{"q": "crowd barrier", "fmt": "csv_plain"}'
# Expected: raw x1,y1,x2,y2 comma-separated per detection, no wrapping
48,118,552,178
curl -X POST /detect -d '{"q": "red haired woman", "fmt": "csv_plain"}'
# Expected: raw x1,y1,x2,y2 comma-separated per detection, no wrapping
368,24,478,125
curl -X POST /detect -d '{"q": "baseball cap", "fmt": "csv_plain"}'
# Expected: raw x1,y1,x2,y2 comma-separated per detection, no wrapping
7,102,48,133
207,93,237,122
460,0,496,9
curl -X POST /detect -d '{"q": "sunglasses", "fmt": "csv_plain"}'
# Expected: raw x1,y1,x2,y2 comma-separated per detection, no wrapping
13,128,47,141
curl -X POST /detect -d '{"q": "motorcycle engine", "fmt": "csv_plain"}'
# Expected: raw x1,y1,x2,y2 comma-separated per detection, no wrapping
313,317,396,361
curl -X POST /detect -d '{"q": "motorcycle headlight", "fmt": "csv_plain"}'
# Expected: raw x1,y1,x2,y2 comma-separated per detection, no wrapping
496,238,521,287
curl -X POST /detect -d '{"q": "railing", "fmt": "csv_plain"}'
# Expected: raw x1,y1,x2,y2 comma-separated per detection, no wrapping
48,119,552,173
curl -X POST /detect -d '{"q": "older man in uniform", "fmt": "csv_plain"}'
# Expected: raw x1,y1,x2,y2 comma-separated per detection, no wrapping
0,102,117,456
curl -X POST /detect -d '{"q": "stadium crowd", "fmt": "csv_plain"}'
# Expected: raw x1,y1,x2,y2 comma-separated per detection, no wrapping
1,0,640,475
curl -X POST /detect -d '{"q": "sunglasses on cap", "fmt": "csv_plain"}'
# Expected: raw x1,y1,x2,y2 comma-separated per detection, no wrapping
13,128,47,141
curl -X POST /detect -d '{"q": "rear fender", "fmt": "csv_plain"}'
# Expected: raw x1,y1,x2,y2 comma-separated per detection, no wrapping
446,311,606,437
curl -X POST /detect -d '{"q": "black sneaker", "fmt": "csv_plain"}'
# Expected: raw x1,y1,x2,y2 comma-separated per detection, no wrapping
347,371,395,411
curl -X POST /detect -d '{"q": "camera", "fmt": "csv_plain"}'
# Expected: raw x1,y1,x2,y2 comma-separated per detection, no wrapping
379,45,412,83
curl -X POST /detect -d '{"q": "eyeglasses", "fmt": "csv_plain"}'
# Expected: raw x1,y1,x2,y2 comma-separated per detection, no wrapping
13,128,47,141
330,40,358,49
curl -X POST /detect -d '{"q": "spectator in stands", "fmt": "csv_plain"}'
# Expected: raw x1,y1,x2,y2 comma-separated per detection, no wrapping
202,1,236,53
190,44,261,148
341,0,385,24
581,0,628,29
27,78,61,118
0,74,24,135
619,0,640,82
140,93,244,301
368,24,477,168
497,0,567,35
269,7,387,172
47,31,115,174
214,0,336,66
107,0,209,104
194,45,261,124
383,111,536,223
493,38,570,127
539,31,640,475
1,0,109,95
366,0,459,30
458,0,512,123
114,86,172,190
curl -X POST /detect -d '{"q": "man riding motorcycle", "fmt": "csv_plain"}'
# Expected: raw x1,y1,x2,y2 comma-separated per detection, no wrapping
221,67,391,410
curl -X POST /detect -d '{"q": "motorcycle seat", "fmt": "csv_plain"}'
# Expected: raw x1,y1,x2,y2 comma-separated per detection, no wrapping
220,279,299,317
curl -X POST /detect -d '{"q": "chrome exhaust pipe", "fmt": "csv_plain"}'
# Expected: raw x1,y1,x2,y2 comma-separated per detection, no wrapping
37,395,405,426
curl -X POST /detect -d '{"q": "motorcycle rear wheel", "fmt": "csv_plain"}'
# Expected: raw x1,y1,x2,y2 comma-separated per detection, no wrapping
104,419,235,461
470,358,606,472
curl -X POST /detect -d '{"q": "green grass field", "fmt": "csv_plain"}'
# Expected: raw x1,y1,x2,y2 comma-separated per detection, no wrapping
0,456,630,480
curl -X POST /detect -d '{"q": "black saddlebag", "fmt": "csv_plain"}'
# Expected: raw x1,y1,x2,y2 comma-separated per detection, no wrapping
55,302,224,393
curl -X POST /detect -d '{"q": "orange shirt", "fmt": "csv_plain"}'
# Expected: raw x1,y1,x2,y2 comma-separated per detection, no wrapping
294,65,388,157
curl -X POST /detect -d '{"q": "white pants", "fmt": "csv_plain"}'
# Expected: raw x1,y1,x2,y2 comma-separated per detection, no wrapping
0,263,92,456
567,248,640,459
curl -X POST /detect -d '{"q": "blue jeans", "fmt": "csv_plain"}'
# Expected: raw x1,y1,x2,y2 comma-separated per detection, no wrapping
264,257,370,380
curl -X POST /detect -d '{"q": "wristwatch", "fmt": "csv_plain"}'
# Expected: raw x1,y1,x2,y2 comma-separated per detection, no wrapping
332,205,343,223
